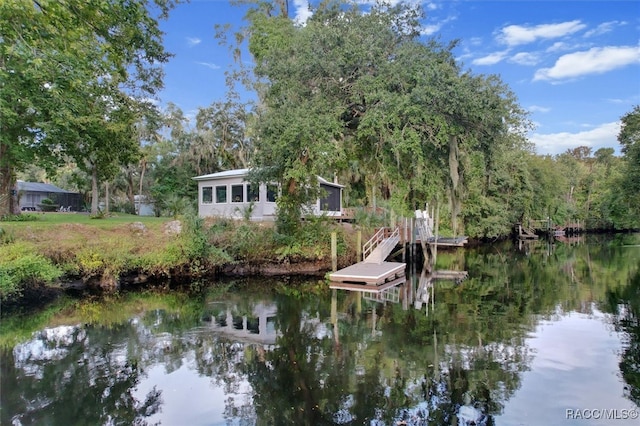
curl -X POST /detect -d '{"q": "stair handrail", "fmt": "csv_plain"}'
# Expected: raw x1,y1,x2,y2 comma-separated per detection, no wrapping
377,226,400,257
363,227,400,263
362,227,387,261
362,227,401,262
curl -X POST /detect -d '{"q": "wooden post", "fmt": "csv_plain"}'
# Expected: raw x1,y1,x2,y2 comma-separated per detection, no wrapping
331,232,337,272
402,217,407,263
433,201,440,267
410,217,415,262
356,229,362,261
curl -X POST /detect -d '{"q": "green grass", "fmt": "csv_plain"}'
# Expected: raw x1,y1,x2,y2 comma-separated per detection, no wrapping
1,212,167,230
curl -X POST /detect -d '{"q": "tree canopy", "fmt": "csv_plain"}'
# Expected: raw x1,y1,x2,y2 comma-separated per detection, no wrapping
4,0,637,236
0,0,176,215
240,0,532,234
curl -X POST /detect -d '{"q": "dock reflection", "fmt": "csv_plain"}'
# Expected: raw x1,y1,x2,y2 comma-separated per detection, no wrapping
329,266,468,315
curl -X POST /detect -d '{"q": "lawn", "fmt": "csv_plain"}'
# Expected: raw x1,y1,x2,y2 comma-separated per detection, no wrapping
1,212,168,231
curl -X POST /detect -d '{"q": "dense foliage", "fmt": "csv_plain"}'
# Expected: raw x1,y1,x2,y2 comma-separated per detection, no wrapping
6,0,639,236
1,0,176,215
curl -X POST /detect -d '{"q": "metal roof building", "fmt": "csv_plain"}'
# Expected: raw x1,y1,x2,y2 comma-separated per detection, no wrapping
17,181,82,212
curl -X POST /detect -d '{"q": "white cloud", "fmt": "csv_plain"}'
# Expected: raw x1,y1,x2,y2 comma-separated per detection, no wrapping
421,12,457,36
424,1,438,12
187,37,201,47
421,23,442,36
547,41,571,53
472,50,509,66
584,20,626,38
529,121,621,155
528,105,551,113
195,62,221,70
498,20,586,46
293,0,313,25
534,45,640,82
510,52,540,66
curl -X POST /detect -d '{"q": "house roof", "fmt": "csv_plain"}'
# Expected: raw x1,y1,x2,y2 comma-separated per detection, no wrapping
17,181,74,193
193,168,344,188
317,176,344,188
192,168,250,181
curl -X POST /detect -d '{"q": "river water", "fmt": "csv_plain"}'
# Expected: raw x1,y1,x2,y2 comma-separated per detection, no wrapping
1,234,639,426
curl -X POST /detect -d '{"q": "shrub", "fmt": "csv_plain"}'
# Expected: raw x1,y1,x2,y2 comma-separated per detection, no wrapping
179,211,232,271
0,214,39,223
0,242,62,303
90,210,107,219
38,198,59,212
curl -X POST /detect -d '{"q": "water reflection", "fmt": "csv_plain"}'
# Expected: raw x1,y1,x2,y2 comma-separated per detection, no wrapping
1,236,639,425
207,301,279,345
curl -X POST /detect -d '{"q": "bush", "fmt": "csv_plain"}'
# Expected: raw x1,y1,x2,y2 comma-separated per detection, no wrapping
353,207,387,228
38,197,59,212
1,214,39,223
179,211,232,272
0,242,63,303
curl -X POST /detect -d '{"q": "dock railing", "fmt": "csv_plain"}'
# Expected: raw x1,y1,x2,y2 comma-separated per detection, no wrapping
415,210,434,242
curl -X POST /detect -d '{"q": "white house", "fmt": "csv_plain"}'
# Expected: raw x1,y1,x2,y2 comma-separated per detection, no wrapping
193,168,343,220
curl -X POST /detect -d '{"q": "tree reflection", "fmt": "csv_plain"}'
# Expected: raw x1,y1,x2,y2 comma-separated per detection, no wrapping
2,236,639,424
603,266,640,406
0,323,162,425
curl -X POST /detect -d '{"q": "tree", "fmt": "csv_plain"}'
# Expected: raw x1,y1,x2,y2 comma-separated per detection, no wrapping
0,0,175,216
616,105,640,226
240,0,530,235
189,100,254,175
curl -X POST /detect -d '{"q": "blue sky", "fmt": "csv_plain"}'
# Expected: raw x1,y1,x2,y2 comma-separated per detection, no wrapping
158,0,640,156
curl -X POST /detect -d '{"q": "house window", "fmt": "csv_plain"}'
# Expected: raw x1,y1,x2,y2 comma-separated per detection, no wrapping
247,184,259,202
215,185,227,203
202,186,213,204
231,184,244,203
266,184,278,203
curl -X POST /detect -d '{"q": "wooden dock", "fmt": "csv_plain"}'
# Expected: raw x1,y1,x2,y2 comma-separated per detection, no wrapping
329,261,406,285
329,276,406,293
515,222,538,240
431,270,469,282
424,236,468,247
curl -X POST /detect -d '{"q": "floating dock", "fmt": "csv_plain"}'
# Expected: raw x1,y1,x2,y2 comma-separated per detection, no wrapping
329,276,406,293
328,261,406,285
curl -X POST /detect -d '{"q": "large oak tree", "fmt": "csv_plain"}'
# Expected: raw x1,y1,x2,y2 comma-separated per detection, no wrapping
241,0,530,235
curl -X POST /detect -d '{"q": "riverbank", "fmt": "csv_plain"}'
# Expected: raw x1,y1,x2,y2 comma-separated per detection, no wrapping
0,212,361,310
